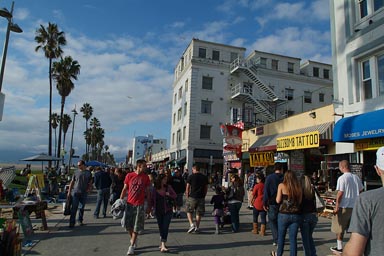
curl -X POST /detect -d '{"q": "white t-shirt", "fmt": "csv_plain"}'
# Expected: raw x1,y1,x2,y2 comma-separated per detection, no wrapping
336,172,363,208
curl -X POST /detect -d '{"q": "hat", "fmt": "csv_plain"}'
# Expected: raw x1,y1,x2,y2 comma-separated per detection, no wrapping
376,146,384,170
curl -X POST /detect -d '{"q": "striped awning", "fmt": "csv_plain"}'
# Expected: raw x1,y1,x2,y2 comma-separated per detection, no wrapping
249,122,334,152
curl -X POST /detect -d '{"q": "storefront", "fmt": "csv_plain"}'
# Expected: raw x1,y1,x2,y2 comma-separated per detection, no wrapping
333,108,384,190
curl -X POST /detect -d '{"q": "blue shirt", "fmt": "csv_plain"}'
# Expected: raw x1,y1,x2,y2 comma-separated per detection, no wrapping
94,170,112,190
263,172,283,206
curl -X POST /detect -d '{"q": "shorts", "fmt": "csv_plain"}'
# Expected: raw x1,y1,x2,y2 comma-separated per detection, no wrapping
185,197,205,216
175,193,183,207
123,203,145,233
331,208,353,234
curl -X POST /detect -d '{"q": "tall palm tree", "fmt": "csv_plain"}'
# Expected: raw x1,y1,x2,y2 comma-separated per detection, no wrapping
83,128,92,161
51,112,59,154
89,117,101,160
35,23,66,161
80,103,93,159
52,56,81,160
61,113,72,151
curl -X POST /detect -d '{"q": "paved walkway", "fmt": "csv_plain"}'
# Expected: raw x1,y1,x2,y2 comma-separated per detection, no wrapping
22,190,343,256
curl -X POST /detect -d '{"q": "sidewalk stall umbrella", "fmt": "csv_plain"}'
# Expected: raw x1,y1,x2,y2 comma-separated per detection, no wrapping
20,154,62,171
85,160,107,167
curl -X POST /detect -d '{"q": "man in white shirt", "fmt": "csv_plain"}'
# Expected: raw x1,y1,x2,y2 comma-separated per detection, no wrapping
330,160,363,253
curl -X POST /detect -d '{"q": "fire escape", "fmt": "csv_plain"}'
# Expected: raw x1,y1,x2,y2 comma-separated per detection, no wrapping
230,58,279,124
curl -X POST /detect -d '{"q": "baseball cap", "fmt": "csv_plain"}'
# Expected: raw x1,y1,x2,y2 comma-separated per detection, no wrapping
376,146,384,170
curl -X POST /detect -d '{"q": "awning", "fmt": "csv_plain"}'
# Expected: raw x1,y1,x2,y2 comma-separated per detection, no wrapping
333,109,384,142
249,122,334,152
176,157,186,164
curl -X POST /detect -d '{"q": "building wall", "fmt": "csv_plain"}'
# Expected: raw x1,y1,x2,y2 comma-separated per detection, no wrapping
330,0,384,154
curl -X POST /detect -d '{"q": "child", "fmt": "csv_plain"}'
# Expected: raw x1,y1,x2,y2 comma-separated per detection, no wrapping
210,186,225,234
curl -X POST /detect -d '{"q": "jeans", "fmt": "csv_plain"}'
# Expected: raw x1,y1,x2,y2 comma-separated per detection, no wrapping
277,213,302,256
228,202,242,232
300,213,318,256
156,211,173,242
253,208,267,224
70,192,88,225
94,188,110,217
268,205,279,243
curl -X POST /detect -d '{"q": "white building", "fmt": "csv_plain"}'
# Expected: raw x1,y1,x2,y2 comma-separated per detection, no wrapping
166,38,333,174
330,0,384,188
132,135,167,165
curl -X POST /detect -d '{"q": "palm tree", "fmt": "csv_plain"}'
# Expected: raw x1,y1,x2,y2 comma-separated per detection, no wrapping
83,128,92,161
80,103,93,159
52,56,81,160
51,112,59,154
89,117,100,160
61,113,72,152
35,23,66,161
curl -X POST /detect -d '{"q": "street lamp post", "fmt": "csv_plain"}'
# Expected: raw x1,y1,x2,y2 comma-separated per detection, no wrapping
0,1,22,92
68,106,78,169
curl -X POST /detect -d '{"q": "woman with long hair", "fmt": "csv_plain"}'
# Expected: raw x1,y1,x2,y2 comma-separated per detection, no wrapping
226,174,245,233
275,170,302,256
150,173,177,252
300,175,318,256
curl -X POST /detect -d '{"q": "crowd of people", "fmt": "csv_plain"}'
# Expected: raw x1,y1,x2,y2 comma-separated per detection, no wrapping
64,146,384,256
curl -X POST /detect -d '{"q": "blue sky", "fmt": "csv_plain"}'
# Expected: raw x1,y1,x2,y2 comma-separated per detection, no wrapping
0,0,331,163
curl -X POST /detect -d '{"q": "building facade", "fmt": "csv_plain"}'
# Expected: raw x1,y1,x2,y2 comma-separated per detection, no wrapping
330,0,384,190
164,38,333,175
131,135,167,165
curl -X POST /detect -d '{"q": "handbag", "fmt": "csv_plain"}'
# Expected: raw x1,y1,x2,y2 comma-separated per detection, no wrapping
63,195,72,216
314,187,325,211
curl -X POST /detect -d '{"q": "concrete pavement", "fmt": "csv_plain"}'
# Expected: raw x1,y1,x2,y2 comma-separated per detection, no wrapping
22,190,343,256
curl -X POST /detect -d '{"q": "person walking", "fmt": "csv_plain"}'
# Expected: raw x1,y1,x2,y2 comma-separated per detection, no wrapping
300,175,318,256
263,162,284,246
330,160,363,254
67,160,93,228
275,170,302,256
332,146,384,256
185,164,208,234
226,174,245,233
120,159,151,255
110,167,125,205
210,186,225,234
170,168,185,218
246,169,256,209
150,173,177,252
251,172,266,236
93,166,112,218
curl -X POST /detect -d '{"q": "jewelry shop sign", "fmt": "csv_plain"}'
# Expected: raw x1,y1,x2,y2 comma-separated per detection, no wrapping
250,151,275,167
277,131,320,151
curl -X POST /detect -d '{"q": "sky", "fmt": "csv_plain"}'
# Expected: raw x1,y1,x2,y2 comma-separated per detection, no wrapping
0,0,332,164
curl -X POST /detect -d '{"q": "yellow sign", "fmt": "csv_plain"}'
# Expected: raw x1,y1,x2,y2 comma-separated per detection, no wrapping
276,131,320,151
355,138,384,151
250,152,275,167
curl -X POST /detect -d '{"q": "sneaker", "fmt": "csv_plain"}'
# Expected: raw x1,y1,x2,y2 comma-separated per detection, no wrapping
187,224,196,233
127,245,135,255
330,247,343,253
273,242,277,246
194,228,200,233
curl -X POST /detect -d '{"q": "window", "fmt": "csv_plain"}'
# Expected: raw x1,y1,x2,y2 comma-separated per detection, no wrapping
378,54,384,96
272,59,278,70
231,108,240,123
177,108,182,120
362,60,373,100
178,86,183,99
359,0,384,19
183,126,187,140
198,48,206,58
319,93,325,102
202,76,213,90
174,93,177,104
304,91,312,103
172,133,175,145
230,52,238,62
184,102,187,116
313,67,319,77
323,69,330,79
243,82,253,95
288,62,294,73
359,0,368,18
285,88,294,100
212,50,220,61
173,113,176,124
201,100,212,114
177,129,181,143
200,125,211,139
374,0,384,11
185,79,188,92
259,57,267,68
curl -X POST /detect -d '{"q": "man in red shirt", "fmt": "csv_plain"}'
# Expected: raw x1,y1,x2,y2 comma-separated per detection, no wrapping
120,159,151,255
